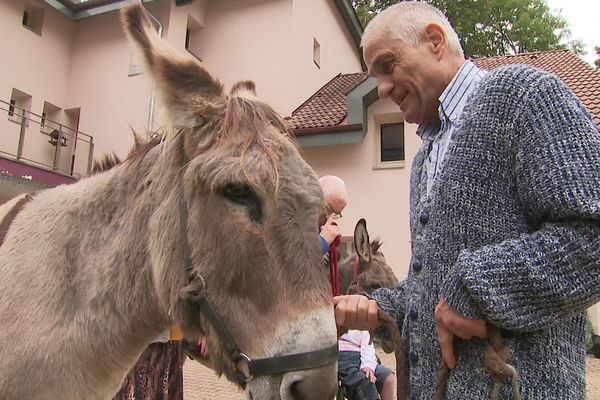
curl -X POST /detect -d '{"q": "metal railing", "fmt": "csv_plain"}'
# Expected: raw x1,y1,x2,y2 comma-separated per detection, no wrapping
0,99,94,178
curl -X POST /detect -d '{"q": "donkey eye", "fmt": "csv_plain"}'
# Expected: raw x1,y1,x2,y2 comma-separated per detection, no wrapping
222,184,252,200
219,184,263,223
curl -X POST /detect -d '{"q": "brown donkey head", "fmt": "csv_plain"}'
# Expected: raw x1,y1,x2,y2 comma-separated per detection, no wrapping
339,218,398,295
121,4,337,399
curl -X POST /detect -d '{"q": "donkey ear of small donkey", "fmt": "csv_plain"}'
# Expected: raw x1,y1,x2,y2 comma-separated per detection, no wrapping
120,3,225,127
354,218,371,264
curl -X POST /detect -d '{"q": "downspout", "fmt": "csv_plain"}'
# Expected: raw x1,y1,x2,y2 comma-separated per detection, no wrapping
144,7,163,133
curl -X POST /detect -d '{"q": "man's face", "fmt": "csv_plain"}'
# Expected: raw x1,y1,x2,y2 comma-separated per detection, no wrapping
363,30,442,125
318,195,346,226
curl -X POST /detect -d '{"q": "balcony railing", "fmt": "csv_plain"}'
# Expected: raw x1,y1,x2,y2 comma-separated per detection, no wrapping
0,99,94,179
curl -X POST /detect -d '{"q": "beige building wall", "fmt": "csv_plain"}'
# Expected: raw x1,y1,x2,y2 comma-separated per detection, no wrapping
0,0,79,173
290,0,363,113
65,2,171,162
301,99,422,280
187,0,293,116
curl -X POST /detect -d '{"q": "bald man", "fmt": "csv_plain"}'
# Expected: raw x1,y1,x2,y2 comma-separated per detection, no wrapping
318,175,348,254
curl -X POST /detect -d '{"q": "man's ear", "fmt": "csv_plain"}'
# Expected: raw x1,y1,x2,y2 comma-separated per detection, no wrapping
424,23,446,58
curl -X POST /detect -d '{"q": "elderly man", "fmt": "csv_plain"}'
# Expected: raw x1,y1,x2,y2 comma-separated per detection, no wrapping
334,2,600,399
318,175,347,255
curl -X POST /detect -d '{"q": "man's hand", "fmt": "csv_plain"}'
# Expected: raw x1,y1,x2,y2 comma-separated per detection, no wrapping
362,367,377,383
320,214,342,245
434,297,487,368
334,295,382,331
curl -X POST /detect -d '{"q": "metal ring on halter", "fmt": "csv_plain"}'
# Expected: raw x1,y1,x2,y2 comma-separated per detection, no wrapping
236,353,254,382
189,270,207,291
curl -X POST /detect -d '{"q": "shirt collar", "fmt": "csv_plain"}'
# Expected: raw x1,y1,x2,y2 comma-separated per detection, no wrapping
417,60,487,140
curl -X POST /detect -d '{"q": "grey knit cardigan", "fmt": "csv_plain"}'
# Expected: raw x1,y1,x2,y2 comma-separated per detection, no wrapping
371,64,600,399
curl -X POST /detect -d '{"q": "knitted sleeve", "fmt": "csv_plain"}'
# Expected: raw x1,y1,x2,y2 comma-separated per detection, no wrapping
442,70,600,332
370,281,407,330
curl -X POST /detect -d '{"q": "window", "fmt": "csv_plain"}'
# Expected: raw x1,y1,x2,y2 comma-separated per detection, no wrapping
313,38,321,68
185,28,191,51
8,99,16,117
375,120,405,169
40,101,61,133
185,15,202,61
22,5,44,35
8,89,32,126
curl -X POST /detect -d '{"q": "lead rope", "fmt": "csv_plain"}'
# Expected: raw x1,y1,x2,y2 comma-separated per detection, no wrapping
328,225,341,297
328,225,342,337
433,324,522,399
377,309,409,400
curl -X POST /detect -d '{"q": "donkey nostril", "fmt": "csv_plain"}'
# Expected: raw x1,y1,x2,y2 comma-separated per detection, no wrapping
289,378,302,398
281,365,338,400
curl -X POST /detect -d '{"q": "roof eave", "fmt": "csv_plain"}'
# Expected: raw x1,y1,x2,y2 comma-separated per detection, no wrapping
295,76,379,147
294,124,364,147
44,0,157,20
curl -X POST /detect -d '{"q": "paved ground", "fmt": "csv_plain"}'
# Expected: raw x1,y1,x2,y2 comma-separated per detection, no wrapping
183,349,600,399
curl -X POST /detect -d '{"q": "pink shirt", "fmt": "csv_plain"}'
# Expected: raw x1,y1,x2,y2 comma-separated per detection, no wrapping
338,329,378,371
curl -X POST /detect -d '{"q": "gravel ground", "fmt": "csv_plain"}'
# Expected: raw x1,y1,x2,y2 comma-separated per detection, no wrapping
183,349,600,399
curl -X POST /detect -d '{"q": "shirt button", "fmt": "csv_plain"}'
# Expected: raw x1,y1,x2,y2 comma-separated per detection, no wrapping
409,308,418,320
409,351,419,365
419,210,429,225
412,258,422,273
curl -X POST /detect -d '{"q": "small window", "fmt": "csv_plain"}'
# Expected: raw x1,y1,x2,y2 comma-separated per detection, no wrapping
375,121,405,169
313,38,321,68
185,28,191,51
8,99,16,117
8,88,32,126
185,15,202,61
22,5,44,36
40,101,61,133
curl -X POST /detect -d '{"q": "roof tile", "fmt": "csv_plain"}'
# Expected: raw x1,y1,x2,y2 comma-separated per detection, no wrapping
287,73,367,130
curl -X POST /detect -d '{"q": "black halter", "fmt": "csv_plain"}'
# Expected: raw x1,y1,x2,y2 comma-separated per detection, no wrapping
177,145,338,387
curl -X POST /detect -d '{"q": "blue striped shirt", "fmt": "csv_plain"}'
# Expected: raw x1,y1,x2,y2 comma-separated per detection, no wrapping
417,61,487,195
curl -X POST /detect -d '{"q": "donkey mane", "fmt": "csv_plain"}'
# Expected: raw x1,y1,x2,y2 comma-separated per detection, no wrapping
370,238,382,254
92,152,122,174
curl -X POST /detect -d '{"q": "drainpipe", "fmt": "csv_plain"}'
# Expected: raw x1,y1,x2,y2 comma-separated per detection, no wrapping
143,6,163,133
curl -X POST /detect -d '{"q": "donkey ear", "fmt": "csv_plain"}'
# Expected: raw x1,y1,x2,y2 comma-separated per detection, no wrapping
121,4,224,126
354,218,371,264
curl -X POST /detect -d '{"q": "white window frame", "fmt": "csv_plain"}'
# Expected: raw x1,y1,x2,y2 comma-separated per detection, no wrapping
374,113,405,169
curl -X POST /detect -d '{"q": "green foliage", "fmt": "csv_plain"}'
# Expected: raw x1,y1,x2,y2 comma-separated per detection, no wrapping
595,46,600,69
351,0,581,58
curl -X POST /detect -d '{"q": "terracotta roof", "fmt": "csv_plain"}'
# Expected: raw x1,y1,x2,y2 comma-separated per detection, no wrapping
474,50,600,127
290,50,600,135
287,73,368,134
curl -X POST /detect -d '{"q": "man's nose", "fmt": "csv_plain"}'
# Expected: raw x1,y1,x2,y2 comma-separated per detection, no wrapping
377,76,393,99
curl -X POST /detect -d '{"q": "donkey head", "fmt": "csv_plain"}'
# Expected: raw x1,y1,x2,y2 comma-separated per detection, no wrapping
122,4,337,399
340,219,398,295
